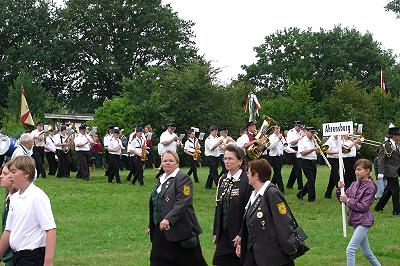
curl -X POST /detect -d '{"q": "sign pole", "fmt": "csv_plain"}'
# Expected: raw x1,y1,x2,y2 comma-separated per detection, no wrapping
338,136,347,237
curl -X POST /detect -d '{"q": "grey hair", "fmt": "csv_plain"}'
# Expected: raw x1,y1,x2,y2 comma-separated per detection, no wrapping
19,133,33,146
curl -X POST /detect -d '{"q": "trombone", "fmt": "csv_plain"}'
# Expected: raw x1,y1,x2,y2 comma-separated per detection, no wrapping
351,134,382,147
312,135,332,170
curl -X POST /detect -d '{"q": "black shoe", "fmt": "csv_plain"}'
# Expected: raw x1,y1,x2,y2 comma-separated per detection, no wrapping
374,207,383,213
116,181,121,184
132,182,136,186
108,181,113,183
308,199,316,202
296,191,303,200
286,185,293,189
324,193,332,199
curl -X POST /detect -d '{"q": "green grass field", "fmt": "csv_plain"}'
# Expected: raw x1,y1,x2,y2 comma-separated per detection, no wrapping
4,165,399,266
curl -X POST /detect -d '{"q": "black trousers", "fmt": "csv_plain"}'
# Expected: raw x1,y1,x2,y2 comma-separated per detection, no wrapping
126,156,136,181
286,151,303,190
56,149,71,177
325,158,339,198
108,154,121,183
375,176,400,214
299,159,317,201
104,150,110,175
76,150,90,180
186,154,199,183
205,156,219,189
13,247,45,266
243,247,294,266
270,155,284,192
32,146,46,178
343,157,357,190
218,154,228,177
132,155,144,185
45,151,58,175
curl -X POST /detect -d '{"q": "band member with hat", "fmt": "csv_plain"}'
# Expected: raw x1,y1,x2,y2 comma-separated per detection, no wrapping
44,126,58,176
74,124,94,181
236,121,260,155
375,127,400,215
30,121,46,178
107,128,123,183
212,145,252,266
236,128,248,153
286,120,304,190
184,129,200,183
205,126,223,189
156,123,179,179
130,127,146,186
297,127,319,202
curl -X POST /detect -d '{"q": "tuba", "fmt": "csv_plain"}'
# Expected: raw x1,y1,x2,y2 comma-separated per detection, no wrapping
247,116,277,160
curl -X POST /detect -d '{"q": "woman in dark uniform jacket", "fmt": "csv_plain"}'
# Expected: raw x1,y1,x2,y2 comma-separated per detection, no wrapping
237,159,297,266
148,151,207,266
213,144,252,266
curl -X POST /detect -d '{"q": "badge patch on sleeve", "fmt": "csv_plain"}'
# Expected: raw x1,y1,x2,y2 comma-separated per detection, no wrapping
183,184,191,196
277,202,287,215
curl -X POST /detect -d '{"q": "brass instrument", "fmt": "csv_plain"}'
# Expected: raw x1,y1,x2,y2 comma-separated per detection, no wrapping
342,145,351,154
351,134,382,147
141,142,148,162
278,134,288,147
62,127,77,153
247,116,277,160
193,140,201,161
312,136,332,169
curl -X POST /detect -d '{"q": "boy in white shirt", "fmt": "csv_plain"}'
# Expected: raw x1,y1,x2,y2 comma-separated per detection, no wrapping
0,156,56,265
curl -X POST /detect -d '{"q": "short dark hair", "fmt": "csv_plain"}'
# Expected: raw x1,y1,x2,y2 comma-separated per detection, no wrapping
248,159,272,182
225,144,245,162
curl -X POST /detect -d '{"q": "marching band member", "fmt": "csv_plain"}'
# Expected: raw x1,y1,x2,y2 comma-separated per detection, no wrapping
323,135,340,199
184,129,200,183
218,128,236,176
297,127,319,202
236,128,248,153
156,123,179,179
54,125,71,178
144,125,156,169
107,128,123,184
236,121,260,155
342,135,360,190
126,127,138,182
130,127,146,186
286,120,304,191
103,125,114,177
74,124,94,181
212,145,252,266
205,126,223,189
375,127,400,216
44,127,58,176
11,133,33,159
31,121,46,178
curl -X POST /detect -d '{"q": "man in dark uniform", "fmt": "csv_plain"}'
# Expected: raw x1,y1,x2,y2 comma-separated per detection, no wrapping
375,127,400,215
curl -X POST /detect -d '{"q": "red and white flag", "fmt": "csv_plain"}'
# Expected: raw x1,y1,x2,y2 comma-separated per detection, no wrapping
381,70,387,95
19,88,35,126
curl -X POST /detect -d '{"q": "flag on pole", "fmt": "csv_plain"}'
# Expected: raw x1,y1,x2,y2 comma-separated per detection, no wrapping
19,88,35,126
381,70,387,95
244,93,261,122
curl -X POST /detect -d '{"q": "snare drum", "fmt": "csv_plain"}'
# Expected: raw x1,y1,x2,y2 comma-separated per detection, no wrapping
0,135,17,157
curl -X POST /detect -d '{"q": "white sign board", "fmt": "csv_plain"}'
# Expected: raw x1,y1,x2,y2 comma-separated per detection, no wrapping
322,121,353,137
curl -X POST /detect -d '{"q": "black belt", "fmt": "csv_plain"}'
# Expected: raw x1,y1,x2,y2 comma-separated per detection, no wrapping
14,247,45,259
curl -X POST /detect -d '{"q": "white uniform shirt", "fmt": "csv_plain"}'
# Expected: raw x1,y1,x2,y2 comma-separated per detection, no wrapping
268,133,284,156
53,133,64,150
325,136,339,159
342,139,357,158
218,136,236,155
128,136,146,156
157,168,180,193
205,135,220,157
236,134,249,152
74,133,92,151
159,131,178,154
248,181,271,205
103,133,113,148
184,138,198,153
298,136,317,160
11,145,32,159
44,135,56,153
5,183,56,252
31,129,45,147
286,128,302,148
108,137,123,155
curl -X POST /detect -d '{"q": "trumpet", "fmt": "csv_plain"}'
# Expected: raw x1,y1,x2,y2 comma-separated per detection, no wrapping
278,134,288,147
312,136,331,169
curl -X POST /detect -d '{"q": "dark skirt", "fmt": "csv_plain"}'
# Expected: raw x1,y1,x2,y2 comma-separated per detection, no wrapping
213,228,240,266
150,226,207,266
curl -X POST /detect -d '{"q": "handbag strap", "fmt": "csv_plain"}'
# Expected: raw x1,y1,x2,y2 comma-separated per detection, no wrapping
264,184,299,228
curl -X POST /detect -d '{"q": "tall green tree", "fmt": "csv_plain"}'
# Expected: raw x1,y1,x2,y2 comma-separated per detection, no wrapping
242,26,397,100
386,0,400,17
59,0,198,111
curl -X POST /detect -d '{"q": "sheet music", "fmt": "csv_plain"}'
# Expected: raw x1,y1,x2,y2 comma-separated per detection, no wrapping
146,132,153,140
199,132,205,140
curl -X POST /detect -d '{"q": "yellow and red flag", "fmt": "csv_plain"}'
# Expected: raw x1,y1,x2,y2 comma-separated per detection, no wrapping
19,88,35,126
